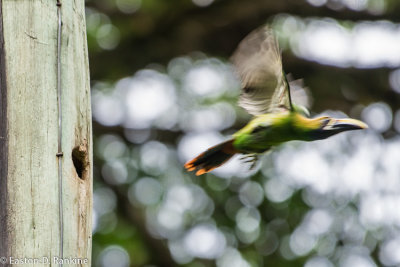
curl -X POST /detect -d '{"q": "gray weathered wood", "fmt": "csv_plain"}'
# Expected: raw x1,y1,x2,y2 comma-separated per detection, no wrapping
0,0,92,265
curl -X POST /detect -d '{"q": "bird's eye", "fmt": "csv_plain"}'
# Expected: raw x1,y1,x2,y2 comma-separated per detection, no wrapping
251,125,270,134
320,117,331,128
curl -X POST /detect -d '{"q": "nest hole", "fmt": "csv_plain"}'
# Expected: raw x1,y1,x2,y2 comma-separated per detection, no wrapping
72,145,88,180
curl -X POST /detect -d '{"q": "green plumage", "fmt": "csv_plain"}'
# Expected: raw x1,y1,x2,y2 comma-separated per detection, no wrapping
185,25,367,176
233,112,307,153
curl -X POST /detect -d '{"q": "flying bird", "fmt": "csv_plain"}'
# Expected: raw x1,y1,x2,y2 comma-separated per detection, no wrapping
184,25,367,176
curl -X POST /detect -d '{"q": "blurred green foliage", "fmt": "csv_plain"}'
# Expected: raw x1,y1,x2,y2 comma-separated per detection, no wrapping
86,0,400,266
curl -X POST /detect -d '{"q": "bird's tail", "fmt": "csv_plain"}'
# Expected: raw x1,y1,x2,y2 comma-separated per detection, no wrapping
184,139,237,176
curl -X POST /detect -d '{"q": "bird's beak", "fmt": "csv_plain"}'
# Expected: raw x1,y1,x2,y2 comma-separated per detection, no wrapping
323,118,368,131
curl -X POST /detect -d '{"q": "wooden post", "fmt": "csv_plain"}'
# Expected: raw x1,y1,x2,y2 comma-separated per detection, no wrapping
0,0,92,265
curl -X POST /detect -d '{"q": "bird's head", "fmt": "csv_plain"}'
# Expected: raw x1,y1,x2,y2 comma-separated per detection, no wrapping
305,115,368,140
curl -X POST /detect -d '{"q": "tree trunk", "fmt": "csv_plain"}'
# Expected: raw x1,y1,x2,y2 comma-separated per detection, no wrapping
0,0,92,265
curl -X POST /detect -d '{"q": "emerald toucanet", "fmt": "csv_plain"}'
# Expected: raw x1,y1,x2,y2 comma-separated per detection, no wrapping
185,25,368,176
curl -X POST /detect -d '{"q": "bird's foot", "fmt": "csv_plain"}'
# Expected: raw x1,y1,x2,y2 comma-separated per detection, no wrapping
240,154,258,170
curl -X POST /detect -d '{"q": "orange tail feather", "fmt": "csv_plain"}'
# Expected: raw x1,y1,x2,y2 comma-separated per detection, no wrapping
184,139,237,176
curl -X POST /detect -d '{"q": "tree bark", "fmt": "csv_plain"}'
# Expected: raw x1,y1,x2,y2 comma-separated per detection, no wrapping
0,0,92,265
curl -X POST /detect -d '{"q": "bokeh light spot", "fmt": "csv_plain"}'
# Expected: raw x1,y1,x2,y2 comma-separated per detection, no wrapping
306,0,327,7
94,187,117,217
130,177,163,206
305,256,334,267
389,69,400,93
101,159,128,185
116,0,141,14
379,238,400,266
96,24,120,50
183,224,226,259
216,248,251,267
125,70,176,129
98,245,130,267
361,102,392,132
239,181,264,207
289,227,317,256
264,178,294,203
192,0,214,7
92,89,124,126
236,207,260,233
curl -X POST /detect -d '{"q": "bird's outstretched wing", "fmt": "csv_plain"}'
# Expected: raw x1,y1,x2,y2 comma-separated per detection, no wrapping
231,25,293,115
